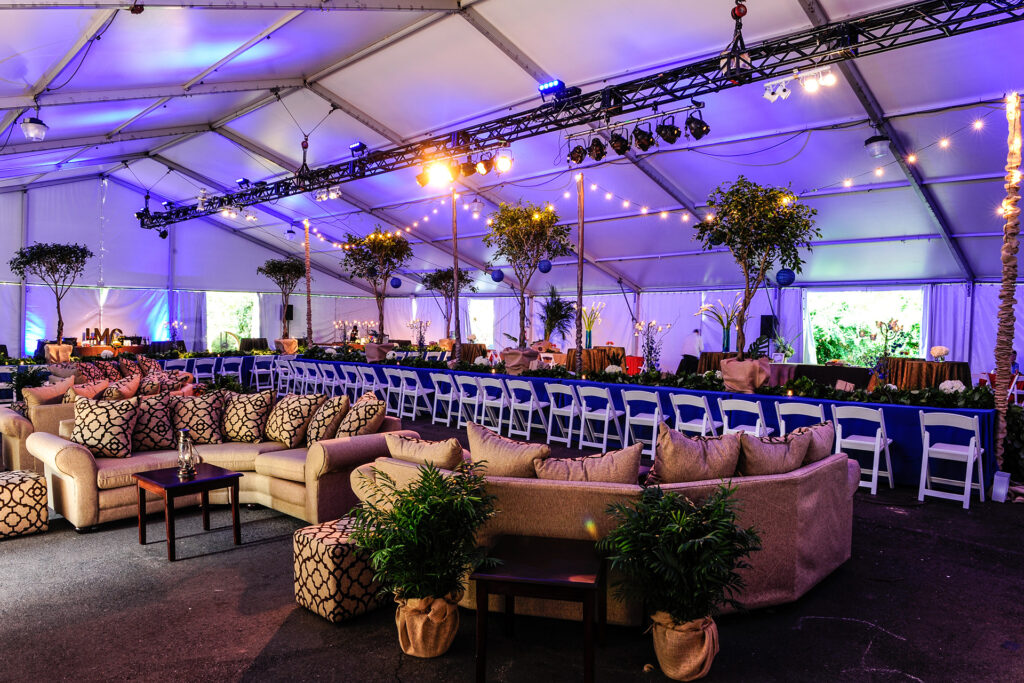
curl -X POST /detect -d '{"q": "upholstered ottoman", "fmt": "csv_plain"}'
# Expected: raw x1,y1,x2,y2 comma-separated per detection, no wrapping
0,470,48,540
293,516,383,623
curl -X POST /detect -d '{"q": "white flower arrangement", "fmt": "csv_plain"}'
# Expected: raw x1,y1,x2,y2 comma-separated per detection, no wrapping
100,349,114,359
939,379,966,394
930,345,950,360
473,355,488,365
386,350,397,359
885,383,898,391
324,347,337,356
468,334,477,342
604,364,623,374
715,370,723,379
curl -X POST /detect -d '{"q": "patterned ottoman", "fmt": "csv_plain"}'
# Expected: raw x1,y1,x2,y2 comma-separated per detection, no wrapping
0,470,48,540
293,516,383,623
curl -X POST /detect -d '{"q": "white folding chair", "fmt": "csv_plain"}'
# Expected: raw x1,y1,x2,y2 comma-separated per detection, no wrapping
339,364,362,400
382,368,405,416
216,357,244,384
358,366,387,399
428,372,457,426
577,385,625,451
506,379,550,440
718,398,773,437
832,405,894,495
192,358,218,383
477,377,511,433
670,393,722,436
289,361,312,394
320,363,345,397
775,401,827,436
251,356,275,392
919,411,986,510
307,362,328,394
275,356,297,396
399,370,434,420
546,383,582,448
425,351,441,361
455,376,483,428
164,358,188,373
622,390,662,459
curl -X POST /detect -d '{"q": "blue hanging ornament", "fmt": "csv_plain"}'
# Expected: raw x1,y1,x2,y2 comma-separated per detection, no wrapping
490,269,505,283
776,268,796,287
390,276,402,288
538,259,552,274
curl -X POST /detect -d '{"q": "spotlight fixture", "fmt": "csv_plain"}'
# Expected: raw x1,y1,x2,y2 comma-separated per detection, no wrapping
349,141,367,156
763,84,780,103
286,228,296,240
538,78,581,102
235,177,251,188
220,205,238,219
494,153,513,174
313,188,329,202
425,160,455,187
460,161,477,178
633,125,656,152
864,134,890,158
818,68,837,87
609,131,630,155
587,138,607,161
567,144,587,164
328,185,341,199
685,111,710,140
656,117,681,144
801,75,820,93
415,169,431,187
469,198,484,217
19,111,48,142
158,229,168,240
475,156,494,175
778,84,792,100
243,209,258,222
161,200,176,209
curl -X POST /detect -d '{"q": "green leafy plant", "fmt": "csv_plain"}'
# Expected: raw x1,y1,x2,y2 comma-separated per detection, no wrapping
483,201,572,347
696,177,819,359
10,366,49,401
350,462,497,599
745,335,770,360
257,256,306,339
8,242,94,342
539,285,575,343
340,226,413,337
198,374,253,395
421,267,477,339
599,485,760,624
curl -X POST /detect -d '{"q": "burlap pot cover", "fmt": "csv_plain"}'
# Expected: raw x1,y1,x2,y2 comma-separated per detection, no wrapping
365,343,396,363
275,338,299,354
720,357,770,394
44,344,73,364
501,348,539,376
651,613,719,681
395,590,463,658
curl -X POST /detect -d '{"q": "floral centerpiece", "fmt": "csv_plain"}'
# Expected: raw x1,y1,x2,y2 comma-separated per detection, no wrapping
695,295,742,352
163,320,187,343
635,320,672,374
930,345,950,362
577,301,605,349
407,319,431,351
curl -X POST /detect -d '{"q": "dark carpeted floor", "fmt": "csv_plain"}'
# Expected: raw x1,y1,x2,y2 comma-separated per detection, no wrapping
2,417,1023,682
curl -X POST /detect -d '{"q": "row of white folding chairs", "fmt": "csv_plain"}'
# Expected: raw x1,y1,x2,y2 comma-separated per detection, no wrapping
161,356,247,385
431,374,552,441
389,350,449,361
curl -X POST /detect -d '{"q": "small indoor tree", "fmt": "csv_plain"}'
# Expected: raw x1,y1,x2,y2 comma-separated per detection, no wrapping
8,242,93,343
483,201,572,347
257,256,306,339
539,285,574,344
340,226,413,337
421,266,477,339
696,176,819,359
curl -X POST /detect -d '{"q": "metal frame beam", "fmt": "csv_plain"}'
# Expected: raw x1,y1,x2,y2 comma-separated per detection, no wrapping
0,123,212,157
0,0,459,8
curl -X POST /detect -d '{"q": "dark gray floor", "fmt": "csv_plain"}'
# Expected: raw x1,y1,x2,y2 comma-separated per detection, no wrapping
2,417,1022,682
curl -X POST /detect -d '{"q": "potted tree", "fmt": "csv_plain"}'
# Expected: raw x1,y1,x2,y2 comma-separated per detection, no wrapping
695,176,818,392
341,226,413,361
483,201,572,371
257,256,306,354
421,266,477,346
350,462,496,658
599,485,760,681
8,242,93,363
537,285,574,352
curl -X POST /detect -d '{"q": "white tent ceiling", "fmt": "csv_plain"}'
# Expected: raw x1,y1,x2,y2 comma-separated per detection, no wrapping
0,0,1021,297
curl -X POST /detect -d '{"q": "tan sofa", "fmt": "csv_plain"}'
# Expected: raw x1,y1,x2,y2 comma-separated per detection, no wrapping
26,416,411,530
1,404,75,474
352,453,860,626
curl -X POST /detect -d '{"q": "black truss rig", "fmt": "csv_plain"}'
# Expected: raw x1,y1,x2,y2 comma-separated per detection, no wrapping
138,0,1024,230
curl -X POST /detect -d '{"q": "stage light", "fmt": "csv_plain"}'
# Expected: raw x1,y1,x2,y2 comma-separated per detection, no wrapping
425,161,454,187
685,111,710,140
864,134,890,158
609,131,630,155
588,138,607,161
801,76,820,93
494,154,513,173
161,200,176,209
656,117,681,144
568,144,587,164
19,115,48,141
235,177,250,188
475,156,494,175
763,84,780,103
538,79,565,98
349,141,367,156
818,69,837,87
778,84,792,100
415,170,430,187
243,209,258,222
633,125,656,152
158,230,168,240
313,188,328,202
460,161,477,178
220,205,238,219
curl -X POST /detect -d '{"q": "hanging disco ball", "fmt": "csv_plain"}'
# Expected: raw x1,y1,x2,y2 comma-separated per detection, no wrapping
390,277,402,288
490,269,505,283
776,268,796,287
538,259,552,274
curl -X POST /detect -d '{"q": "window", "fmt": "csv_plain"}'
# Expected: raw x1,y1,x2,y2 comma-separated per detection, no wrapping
807,289,923,366
206,292,259,351
467,299,495,349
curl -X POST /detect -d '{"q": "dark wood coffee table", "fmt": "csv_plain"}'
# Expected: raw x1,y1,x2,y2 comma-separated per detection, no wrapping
133,463,242,561
471,535,606,683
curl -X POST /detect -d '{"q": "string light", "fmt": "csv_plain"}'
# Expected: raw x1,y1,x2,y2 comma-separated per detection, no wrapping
939,137,950,148
973,119,984,130
843,178,853,187
906,154,917,164
874,167,884,177
605,192,613,200
660,211,668,219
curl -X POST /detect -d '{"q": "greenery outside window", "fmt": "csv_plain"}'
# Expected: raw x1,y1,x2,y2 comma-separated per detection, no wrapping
807,289,923,366
206,292,259,351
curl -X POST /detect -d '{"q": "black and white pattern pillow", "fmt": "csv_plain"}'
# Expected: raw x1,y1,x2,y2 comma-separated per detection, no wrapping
102,374,139,401
265,394,326,447
132,393,175,452
334,395,385,439
62,380,108,403
94,360,124,381
170,391,225,445
76,362,105,383
138,356,162,376
119,358,142,378
222,390,275,443
306,395,351,447
71,396,139,459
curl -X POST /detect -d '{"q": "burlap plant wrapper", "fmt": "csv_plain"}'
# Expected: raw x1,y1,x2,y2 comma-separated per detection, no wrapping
274,338,298,354
650,612,720,681
365,343,396,363
394,590,463,658
720,357,770,394
44,344,73,364
500,348,539,375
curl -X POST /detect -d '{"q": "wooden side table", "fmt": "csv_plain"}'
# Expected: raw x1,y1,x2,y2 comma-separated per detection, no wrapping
133,463,242,561
471,535,606,683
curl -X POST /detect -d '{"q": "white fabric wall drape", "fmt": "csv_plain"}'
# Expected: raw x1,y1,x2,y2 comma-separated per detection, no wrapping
98,289,168,342
24,286,99,355
383,297,414,341
924,283,972,363
966,284,1024,374
493,297,523,348
640,291,704,372
171,290,207,352
0,284,21,356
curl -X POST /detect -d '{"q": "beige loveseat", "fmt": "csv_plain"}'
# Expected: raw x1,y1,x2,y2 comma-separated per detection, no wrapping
352,452,860,626
1,404,74,474
26,416,411,530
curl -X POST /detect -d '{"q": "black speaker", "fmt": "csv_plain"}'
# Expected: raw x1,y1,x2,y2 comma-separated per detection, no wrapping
283,304,294,321
759,314,778,338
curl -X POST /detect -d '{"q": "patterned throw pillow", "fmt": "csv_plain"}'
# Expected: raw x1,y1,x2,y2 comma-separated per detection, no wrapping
119,358,142,378
94,360,124,381
265,394,326,448
132,393,175,452
62,380,110,403
102,374,140,401
305,396,351,447
71,396,139,459
222,391,275,443
334,394,386,440
138,356,162,376
169,392,226,445
75,362,105,384
140,371,190,396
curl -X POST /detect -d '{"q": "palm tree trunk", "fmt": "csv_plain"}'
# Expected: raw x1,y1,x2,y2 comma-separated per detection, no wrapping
995,93,1022,470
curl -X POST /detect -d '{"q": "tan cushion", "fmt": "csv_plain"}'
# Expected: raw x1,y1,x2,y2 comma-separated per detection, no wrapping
71,396,139,459
222,390,275,443
649,422,740,484
46,363,78,379
791,422,836,465
96,450,179,489
133,393,175,452
197,440,286,471
102,374,140,400
62,380,109,402
170,391,225,445
334,395,385,439
254,448,308,482
306,395,350,447
384,434,463,469
23,376,74,407
534,442,642,484
738,430,813,476
466,422,549,478
266,393,326,447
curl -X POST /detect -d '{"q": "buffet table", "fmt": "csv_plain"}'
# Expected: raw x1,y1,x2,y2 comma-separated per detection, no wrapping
563,347,627,374
882,358,972,391
696,351,738,374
